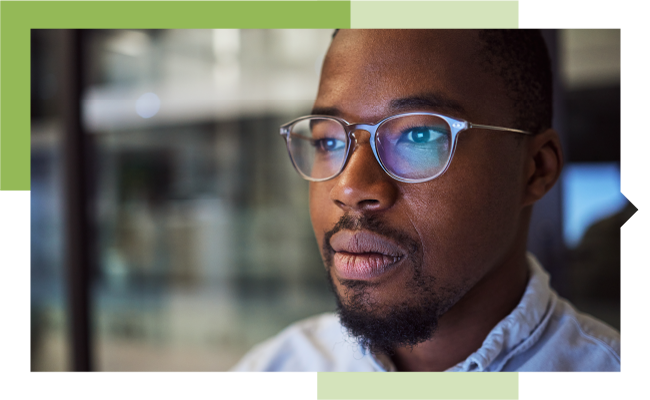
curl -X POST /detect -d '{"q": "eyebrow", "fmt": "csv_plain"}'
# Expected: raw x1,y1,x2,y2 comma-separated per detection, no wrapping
389,93,466,115
311,92,466,119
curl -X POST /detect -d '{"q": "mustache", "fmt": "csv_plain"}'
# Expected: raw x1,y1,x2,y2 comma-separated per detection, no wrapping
322,214,420,275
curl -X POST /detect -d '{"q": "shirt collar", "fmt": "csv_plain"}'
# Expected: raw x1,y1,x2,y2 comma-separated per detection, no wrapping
364,253,555,372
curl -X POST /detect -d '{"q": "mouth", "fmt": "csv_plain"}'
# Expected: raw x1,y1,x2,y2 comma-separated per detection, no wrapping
329,230,407,281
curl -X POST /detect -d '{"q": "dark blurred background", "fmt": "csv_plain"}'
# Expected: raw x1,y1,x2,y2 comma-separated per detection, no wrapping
30,29,629,371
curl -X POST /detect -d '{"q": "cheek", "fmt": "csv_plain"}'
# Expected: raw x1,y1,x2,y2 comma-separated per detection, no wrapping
404,143,525,281
448,138,523,232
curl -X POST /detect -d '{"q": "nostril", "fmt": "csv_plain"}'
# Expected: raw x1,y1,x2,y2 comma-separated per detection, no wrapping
358,199,380,209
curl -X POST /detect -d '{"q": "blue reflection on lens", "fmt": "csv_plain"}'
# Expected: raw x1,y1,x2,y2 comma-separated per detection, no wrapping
377,120,451,180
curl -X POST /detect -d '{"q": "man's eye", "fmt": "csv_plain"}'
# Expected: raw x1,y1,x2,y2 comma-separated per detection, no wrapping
402,127,445,144
313,138,345,152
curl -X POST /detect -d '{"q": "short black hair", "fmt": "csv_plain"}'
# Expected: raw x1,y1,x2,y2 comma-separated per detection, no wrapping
477,29,553,134
331,29,553,134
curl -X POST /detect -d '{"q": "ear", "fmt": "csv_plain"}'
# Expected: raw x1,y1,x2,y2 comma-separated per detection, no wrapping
522,128,564,206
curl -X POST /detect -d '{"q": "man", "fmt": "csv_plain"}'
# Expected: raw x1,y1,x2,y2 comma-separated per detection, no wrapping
232,29,620,372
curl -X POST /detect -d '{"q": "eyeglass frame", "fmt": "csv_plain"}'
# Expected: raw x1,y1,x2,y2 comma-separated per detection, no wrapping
280,111,533,184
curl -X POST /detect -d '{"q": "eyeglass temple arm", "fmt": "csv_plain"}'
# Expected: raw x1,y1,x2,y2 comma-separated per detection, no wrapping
469,123,533,136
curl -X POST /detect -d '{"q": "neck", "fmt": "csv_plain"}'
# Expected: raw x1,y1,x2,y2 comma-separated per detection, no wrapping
390,244,530,372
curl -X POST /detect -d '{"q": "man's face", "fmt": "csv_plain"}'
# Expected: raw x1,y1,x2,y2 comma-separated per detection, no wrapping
309,30,530,352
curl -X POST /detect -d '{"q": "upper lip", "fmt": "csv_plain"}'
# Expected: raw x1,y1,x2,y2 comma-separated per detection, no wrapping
329,230,406,257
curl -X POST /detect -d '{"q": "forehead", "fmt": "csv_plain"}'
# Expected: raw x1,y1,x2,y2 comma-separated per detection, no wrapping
315,30,511,125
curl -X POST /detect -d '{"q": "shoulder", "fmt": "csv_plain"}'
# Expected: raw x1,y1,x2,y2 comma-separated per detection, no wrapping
506,296,620,371
230,313,377,371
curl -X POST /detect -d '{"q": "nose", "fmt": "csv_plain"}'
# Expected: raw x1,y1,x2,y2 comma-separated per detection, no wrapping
329,130,398,212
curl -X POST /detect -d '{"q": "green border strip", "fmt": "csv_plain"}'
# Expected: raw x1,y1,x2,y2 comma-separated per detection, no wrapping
318,372,519,400
2,1,350,28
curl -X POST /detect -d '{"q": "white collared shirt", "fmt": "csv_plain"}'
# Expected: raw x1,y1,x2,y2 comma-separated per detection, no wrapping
231,254,620,372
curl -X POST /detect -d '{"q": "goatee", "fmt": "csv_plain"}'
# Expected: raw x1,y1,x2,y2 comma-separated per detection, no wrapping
322,214,461,355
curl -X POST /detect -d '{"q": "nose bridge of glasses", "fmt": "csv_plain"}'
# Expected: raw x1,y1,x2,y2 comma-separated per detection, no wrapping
347,123,378,145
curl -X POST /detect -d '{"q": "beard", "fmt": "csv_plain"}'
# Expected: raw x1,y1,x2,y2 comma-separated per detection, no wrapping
322,214,462,356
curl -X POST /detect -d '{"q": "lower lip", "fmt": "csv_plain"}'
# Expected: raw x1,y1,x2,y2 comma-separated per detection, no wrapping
333,252,403,280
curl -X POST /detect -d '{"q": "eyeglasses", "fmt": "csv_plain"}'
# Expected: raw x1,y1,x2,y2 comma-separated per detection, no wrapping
280,112,532,183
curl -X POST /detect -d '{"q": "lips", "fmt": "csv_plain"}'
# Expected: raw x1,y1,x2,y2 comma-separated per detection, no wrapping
329,230,407,280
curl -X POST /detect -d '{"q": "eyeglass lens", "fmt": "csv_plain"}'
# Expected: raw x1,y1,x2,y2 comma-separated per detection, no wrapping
287,115,453,181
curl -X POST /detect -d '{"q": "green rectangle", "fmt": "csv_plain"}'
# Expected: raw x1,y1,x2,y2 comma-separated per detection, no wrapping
317,372,518,399
6,1,350,29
